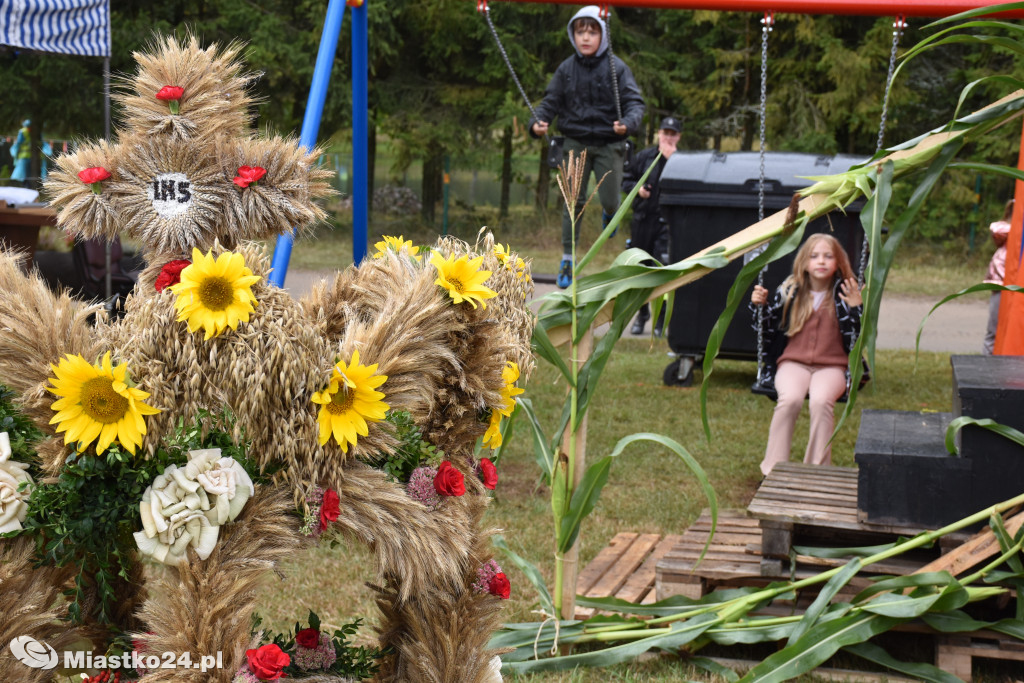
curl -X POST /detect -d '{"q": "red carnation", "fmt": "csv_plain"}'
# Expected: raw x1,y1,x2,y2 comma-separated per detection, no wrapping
245,643,290,680
295,627,320,649
156,86,184,114
479,458,498,490
434,460,466,497
234,165,268,188
78,166,111,193
488,572,511,599
155,259,191,292
319,488,340,531
155,85,184,101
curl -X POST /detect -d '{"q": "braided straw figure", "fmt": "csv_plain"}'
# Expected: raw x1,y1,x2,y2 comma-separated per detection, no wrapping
0,35,535,682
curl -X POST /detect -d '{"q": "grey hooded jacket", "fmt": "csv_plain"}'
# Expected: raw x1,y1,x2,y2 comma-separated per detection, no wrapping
530,5,645,146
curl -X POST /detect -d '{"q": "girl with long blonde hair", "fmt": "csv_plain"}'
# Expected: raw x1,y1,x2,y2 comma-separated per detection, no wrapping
750,233,863,475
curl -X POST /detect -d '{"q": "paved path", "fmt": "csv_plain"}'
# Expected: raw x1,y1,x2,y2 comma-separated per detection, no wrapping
281,270,987,354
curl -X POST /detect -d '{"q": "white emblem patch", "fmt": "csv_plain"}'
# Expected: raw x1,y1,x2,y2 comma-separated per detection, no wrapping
148,172,193,218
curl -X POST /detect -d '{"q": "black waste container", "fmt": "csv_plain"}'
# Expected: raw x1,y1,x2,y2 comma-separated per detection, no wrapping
658,151,865,386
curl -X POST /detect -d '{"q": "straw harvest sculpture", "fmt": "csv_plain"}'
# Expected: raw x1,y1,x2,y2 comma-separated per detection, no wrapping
0,35,534,683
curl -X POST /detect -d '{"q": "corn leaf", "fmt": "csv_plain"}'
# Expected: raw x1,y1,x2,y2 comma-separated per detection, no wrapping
786,559,861,646
844,642,963,683
738,612,901,683
501,613,718,674
557,433,716,556
492,535,555,616
944,416,1024,455
915,283,1024,356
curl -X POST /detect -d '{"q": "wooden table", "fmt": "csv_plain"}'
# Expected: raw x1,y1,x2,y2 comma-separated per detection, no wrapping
0,202,56,267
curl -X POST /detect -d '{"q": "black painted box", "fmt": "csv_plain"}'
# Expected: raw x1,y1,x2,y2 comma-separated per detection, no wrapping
855,410,974,529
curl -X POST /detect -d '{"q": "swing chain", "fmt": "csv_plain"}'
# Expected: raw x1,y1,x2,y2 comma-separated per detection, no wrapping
859,14,906,285
600,5,624,122
478,1,543,127
754,10,774,384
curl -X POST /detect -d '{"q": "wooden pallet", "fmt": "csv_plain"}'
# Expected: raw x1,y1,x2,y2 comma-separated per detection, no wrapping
656,509,766,600
935,632,1024,683
573,532,681,619
747,462,967,576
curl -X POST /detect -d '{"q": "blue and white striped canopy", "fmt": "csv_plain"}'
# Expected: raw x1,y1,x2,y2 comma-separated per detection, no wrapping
0,0,110,57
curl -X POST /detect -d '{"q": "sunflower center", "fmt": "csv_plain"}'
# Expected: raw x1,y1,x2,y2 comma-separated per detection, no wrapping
81,377,129,424
325,387,355,415
447,277,466,294
198,276,234,311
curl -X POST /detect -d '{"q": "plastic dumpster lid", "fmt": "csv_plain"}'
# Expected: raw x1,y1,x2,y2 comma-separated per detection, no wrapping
660,150,865,194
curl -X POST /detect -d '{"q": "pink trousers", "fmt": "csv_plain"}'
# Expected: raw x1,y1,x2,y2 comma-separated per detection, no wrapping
760,361,847,476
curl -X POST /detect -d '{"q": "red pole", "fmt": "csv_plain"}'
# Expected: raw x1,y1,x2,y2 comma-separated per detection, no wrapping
994,118,1024,355
491,0,1024,17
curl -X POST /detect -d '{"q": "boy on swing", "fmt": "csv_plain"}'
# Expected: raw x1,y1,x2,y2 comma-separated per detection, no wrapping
530,5,645,288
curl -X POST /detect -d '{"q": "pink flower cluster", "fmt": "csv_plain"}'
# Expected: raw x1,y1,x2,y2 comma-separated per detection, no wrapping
407,466,442,510
301,487,325,537
231,666,261,683
293,630,337,671
472,559,503,595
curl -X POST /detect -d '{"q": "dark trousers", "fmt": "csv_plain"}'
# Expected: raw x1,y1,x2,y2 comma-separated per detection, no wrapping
630,216,669,321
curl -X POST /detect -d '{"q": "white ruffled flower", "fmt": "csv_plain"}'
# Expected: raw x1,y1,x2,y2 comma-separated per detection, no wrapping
0,432,34,533
134,448,254,565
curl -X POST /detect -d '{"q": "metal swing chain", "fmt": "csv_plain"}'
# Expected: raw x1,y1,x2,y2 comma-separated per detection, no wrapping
600,5,624,122
754,11,773,384
859,15,906,285
478,1,542,126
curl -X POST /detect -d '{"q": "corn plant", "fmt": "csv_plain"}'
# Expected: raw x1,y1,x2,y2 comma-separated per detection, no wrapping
494,3,1024,678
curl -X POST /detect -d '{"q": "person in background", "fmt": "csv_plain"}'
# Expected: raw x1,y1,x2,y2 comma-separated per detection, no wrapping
10,119,32,185
983,199,1014,354
621,116,681,336
530,5,645,289
750,234,863,476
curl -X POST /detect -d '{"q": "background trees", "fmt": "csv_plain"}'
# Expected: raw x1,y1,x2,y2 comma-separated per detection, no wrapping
1,2,1020,242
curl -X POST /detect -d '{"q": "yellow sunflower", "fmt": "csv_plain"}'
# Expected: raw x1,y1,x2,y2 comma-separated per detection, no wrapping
497,361,525,417
494,244,527,282
493,243,512,267
482,410,503,449
48,352,161,455
169,248,261,340
430,252,497,309
311,349,389,451
373,235,421,261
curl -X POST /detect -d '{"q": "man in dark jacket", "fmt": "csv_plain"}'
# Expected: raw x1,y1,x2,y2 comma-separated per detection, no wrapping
621,116,680,335
530,5,645,288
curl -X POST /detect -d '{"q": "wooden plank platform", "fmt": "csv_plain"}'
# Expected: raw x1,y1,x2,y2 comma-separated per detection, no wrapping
574,532,681,619
747,462,968,576
656,509,765,599
935,632,1024,683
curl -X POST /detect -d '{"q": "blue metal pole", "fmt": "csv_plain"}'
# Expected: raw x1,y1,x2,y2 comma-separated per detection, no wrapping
269,0,347,288
352,0,369,264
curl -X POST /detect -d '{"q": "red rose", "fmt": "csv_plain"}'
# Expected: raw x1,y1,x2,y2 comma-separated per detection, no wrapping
155,259,191,292
488,572,511,599
295,627,320,649
78,166,111,184
245,643,290,680
155,85,184,101
479,458,498,490
319,488,340,531
234,165,268,188
433,460,465,497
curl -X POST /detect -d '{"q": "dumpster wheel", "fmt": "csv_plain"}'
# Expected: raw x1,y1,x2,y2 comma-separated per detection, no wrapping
663,356,695,387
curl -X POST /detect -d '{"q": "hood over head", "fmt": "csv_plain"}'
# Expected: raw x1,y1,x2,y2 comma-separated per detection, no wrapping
567,5,609,58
